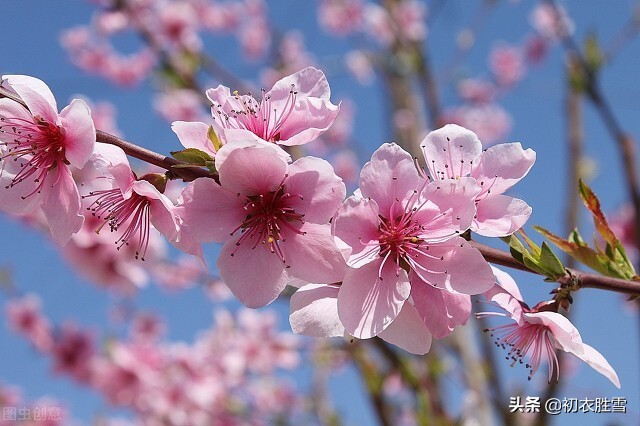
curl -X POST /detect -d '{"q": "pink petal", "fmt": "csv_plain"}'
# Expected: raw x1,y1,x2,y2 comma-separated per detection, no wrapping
216,142,287,195
177,178,246,242
420,124,482,180
378,303,432,354
0,151,42,215
59,99,96,168
289,283,344,338
524,312,584,355
411,281,471,338
473,195,532,237
411,237,494,295
217,233,290,308
3,75,58,123
90,143,135,196
333,196,381,268
414,177,480,241
359,143,422,215
337,259,410,339
171,121,216,156
268,66,331,101
490,265,524,301
0,98,34,136
206,85,245,113
573,343,621,388
41,166,84,245
282,223,348,284
141,196,179,242
274,98,340,146
483,266,526,324
285,156,345,223
471,142,536,195
214,134,291,169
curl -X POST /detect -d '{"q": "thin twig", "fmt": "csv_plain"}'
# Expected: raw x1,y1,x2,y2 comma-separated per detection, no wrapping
470,240,640,296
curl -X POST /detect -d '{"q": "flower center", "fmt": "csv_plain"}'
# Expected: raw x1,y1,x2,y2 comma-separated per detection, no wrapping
0,115,66,198
230,181,305,263
83,188,152,261
213,85,298,143
484,322,559,383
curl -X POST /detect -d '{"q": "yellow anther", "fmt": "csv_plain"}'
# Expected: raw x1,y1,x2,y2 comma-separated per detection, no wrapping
267,236,275,243
410,237,419,243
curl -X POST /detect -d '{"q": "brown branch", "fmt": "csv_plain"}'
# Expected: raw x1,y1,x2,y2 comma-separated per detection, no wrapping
469,240,640,296
95,131,214,182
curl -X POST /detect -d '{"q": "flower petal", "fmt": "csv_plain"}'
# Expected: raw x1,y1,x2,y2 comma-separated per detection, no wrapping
333,196,381,268
0,149,42,215
268,66,332,101
41,166,84,245
289,283,344,338
378,303,432,354
359,142,423,215
59,99,96,169
411,281,471,339
282,223,348,284
274,98,340,146
411,237,494,295
471,142,536,195
3,75,58,123
217,234,290,308
176,178,246,242
524,311,584,355
214,134,291,168
337,259,410,339
172,121,217,156
414,177,480,241
473,194,532,237
420,124,482,180
285,156,345,223
216,142,287,195
573,343,621,388
90,143,135,197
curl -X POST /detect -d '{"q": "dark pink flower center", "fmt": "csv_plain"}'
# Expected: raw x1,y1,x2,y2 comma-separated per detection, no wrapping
213,85,298,143
83,188,152,261
0,115,66,198
485,322,559,383
230,179,305,264
357,190,452,280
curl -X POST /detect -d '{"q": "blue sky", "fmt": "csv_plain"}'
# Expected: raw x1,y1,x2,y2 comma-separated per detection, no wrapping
1,1,640,425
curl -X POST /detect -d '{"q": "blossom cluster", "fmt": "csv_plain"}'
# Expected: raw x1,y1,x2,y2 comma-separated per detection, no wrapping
5,294,307,425
0,66,619,387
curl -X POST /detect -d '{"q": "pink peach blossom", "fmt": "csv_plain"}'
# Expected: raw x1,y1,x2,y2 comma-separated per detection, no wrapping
318,0,364,36
479,267,620,387
84,142,179,260
421,124,535,237
5,294,53,352
0,75,95,244
206,67,339,146
177,140,347,307
332,143,494,342
442,103,512,147
489,43,525,87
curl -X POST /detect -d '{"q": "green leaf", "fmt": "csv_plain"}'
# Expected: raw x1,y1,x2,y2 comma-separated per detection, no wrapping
535,226,631,279
170,148,214,165
539,242,567,279
205,160,217,174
